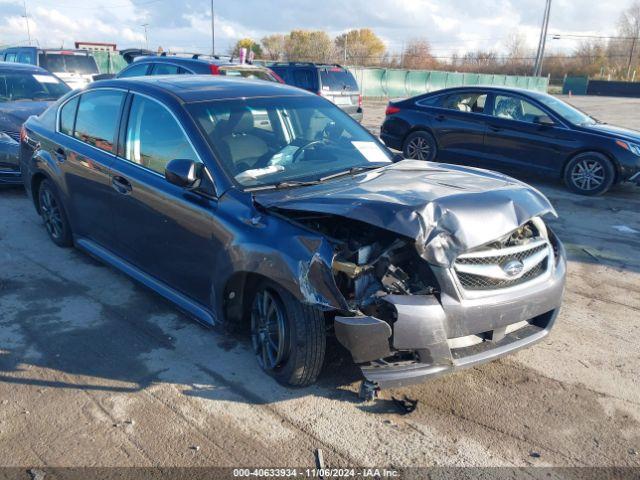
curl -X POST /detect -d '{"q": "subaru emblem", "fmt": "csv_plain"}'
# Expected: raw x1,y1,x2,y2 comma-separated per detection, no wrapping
502,260,524,277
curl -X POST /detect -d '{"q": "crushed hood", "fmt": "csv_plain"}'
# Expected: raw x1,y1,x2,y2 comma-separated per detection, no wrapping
255,160,556,266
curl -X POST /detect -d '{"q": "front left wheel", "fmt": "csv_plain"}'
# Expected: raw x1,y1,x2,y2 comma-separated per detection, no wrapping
250,281,326,387
38,179,72,247
563,152,615,196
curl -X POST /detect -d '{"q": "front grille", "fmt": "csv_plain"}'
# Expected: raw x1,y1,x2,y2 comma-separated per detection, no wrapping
456,243,548,266
456,258,548,290
454,239,550,292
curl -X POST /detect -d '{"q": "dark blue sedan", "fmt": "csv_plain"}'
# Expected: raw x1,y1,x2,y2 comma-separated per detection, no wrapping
381,86,640,195
0,62,70,185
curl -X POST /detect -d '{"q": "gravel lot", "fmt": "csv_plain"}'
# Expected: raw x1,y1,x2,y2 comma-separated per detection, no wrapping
0,95,639,470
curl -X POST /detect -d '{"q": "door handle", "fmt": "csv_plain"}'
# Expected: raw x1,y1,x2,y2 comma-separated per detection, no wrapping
54,147,66,162
111,175,132,195
488,124,502,132
435,114,446,121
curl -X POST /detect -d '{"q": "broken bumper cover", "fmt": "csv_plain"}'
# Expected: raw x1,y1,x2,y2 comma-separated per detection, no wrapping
335,238,566,389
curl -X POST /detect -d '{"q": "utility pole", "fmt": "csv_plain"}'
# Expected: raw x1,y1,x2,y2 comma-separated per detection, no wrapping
22,0,31,46
141,23,149,50
627,35,637,80
344,32,348,64
533,0,552,76
210,0,215,56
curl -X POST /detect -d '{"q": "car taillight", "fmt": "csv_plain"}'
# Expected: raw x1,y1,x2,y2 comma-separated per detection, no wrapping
209,65,220,75
358,94,363,108
20,126,28,143
385,105,401,116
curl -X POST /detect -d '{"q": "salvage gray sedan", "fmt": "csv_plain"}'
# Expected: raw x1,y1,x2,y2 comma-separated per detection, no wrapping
20,76,565,398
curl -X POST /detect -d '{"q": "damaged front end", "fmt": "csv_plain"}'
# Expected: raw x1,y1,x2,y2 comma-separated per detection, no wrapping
257,161,567,389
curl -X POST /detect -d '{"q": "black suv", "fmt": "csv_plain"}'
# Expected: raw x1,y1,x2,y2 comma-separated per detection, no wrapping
19,76,565,393
270,63,363,122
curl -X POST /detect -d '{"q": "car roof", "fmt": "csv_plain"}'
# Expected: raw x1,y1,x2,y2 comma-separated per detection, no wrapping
0,61,49,74
425,85,548,97
132,55,246,67
93,74,313,103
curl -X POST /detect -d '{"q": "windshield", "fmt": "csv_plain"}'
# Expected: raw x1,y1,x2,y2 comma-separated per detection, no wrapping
320,68,359,92
38,53,99,75
533,94,595,125
218,66,277,82
0,72,71,102
188,95,391,188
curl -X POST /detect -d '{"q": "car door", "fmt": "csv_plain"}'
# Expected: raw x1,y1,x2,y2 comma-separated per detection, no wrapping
422,91,491,164
56,89,125,246
108,92,218,306
484,93,572,173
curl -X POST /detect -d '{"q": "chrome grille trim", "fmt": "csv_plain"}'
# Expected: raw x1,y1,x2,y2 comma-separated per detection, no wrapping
453,239,552,293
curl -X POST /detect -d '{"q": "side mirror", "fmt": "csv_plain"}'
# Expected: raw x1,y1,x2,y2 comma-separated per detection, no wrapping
165,159,203,189
534,115,555,127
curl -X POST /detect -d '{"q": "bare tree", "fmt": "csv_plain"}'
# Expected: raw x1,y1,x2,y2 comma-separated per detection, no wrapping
261,34,287,61
285,30,334,63
617,1,640,78
400,39,438,70
334,28,386,66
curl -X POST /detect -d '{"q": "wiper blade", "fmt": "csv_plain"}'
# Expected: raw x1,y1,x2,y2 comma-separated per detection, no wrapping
245,179,320,192
319,164,384,182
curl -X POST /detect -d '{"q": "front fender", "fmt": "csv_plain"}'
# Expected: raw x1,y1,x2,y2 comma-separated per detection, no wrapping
209,192,349,324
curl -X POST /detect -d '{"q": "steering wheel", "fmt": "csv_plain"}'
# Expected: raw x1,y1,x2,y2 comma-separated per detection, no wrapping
291,140,324,163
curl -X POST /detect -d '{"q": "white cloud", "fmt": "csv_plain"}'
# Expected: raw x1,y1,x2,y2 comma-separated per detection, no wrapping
0,0,631,56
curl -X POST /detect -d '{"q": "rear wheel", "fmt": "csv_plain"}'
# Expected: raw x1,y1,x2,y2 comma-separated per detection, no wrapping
38,179,72,247
250,281,325,387
403,130,437,161
563,152,615,196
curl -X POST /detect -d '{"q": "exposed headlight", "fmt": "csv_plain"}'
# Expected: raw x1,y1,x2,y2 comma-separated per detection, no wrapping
0,131,18,145
616,139,640,156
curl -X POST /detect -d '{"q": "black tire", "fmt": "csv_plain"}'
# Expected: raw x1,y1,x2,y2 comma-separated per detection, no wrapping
250,280,326,387
403,130,437,161
563,152,615,196
38,179,72,247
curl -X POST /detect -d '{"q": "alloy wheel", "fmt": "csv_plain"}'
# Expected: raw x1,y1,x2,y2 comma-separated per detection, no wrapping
406,135,432,160
570,159,605,191
251,289,287,371
39,188,63,239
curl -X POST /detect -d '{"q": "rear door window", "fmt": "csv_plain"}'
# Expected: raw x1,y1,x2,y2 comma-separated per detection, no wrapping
151,63,181,75
319,68,359,92
124,95,199,174
441,92,488,114
73,90,125,153
118,63,151,78
17,50,36,64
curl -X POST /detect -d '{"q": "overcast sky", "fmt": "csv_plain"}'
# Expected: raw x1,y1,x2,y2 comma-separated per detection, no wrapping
0,0,631,57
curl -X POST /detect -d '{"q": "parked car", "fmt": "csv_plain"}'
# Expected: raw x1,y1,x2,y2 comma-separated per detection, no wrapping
269,63,363,122
0,47,100,90
381,86,640,195
116,53,283,83
20,76,565,395
0,62,70,185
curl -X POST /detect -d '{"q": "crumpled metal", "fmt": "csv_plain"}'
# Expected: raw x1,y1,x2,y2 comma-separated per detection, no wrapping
255,160,556,267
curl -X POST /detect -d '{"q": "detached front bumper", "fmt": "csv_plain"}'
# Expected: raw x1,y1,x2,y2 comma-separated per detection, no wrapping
335,237,567,389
